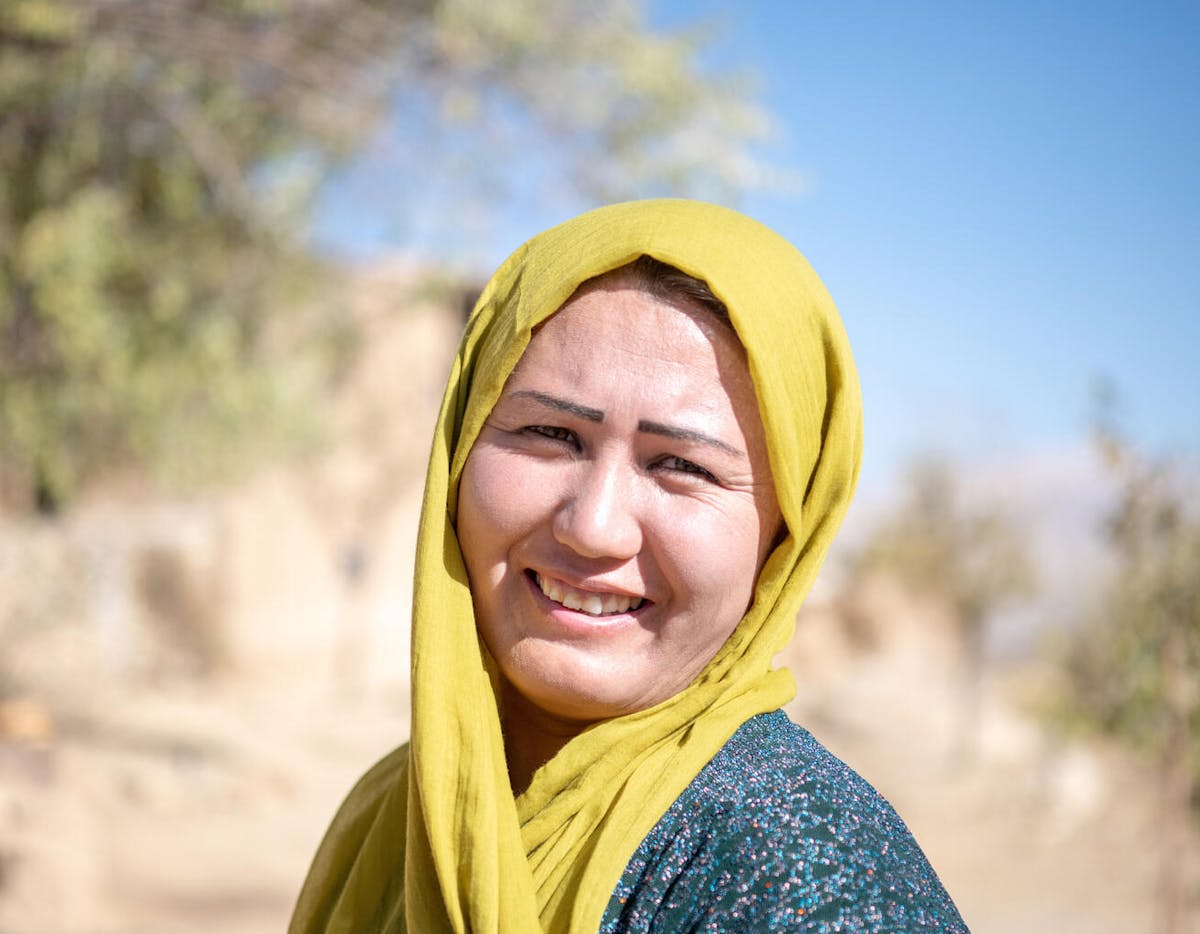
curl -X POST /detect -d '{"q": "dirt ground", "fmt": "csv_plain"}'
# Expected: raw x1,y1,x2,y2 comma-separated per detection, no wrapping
0,676,406,933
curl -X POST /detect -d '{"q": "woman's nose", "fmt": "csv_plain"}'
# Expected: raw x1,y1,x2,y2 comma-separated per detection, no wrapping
552,460,642,560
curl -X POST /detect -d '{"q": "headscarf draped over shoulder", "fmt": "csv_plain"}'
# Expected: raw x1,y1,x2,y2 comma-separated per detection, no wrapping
290,199,863,933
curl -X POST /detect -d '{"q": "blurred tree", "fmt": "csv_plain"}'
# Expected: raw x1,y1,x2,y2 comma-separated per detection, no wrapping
1051,392,1199,934
848,456,1035,761
0,0,776,511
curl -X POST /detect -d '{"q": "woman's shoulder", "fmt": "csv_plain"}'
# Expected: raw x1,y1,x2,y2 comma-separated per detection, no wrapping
667,711,918,858
696,710,897,821
601,712,968,932
699,709,864,795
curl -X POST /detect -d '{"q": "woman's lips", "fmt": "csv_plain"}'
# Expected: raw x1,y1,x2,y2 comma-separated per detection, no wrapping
529,571,646,617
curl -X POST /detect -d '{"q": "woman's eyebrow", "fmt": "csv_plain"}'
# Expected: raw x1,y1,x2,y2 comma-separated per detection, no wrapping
637,420,746,459
508,389,604,422
507,389,744,459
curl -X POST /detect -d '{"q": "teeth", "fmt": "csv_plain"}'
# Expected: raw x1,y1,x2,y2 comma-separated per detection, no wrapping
535,573,644,617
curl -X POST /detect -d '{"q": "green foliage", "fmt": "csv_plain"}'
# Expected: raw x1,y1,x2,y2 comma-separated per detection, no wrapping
1,0,776,510
0,0,375,507
1051,428,1200,797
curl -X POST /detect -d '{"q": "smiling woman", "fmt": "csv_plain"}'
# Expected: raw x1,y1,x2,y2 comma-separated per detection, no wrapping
289,200,967,932
458,263,782,786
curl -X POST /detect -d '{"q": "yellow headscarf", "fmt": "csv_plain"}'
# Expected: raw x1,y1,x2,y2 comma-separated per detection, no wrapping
290,199,862,933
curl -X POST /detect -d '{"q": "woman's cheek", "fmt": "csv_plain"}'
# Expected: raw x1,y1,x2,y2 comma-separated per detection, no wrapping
463,446,559,547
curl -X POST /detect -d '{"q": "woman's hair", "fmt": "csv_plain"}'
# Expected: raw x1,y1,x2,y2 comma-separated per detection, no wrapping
591,255,731,325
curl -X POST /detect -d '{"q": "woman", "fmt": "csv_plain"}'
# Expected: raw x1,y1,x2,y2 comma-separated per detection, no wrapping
291,200,967,932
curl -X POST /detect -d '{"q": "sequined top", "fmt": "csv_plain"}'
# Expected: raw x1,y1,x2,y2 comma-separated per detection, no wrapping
599,711,968,932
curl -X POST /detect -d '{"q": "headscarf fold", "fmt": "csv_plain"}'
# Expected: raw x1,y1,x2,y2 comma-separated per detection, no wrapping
290,199,863,933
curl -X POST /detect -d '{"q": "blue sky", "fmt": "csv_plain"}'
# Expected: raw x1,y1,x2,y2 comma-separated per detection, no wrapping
316,1,1199,492
664,0,1199,488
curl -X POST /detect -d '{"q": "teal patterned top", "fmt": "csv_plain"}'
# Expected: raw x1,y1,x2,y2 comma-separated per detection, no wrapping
599,711,968,932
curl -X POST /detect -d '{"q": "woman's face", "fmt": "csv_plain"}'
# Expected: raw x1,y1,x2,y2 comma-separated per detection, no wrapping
456,275,782,726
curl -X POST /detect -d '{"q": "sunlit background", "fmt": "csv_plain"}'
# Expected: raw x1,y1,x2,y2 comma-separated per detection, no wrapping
1,1,1196,931
319,0,1200,485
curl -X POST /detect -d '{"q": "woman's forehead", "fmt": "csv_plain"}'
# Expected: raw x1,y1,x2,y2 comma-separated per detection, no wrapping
532,270,744,360
520,280,748,383
508,283,766,449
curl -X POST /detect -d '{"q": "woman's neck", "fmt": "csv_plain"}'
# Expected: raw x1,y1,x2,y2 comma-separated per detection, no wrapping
499,682,590,795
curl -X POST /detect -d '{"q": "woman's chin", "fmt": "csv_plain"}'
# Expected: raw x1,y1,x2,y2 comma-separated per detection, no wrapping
501,647,678,728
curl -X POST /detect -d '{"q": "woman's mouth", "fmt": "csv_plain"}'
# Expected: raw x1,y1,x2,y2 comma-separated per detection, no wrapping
530,571,646,617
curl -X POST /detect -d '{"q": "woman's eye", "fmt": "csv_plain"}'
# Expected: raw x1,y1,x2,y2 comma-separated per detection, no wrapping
524,425,576,444
658,455,716,482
